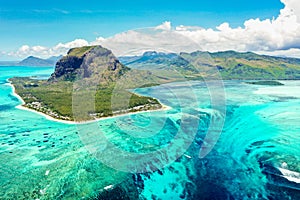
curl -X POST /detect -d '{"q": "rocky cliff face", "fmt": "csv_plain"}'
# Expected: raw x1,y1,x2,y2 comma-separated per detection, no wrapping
49,56,84,81
49,45,130,83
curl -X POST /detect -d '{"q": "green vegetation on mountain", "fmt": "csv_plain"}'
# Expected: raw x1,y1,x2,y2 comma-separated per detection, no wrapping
120,51,197,75
207,51,300,79
67,45,98,57
122,50,300,80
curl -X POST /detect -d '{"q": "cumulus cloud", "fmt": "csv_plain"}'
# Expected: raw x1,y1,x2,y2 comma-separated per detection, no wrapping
92,27,200,56
154,21,172,31
281,0,300,22
256,48,300,58
8,39,89,59
5,0,300,59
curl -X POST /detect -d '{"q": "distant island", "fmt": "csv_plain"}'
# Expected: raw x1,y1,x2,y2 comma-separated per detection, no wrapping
0,55,62,67
246,81,284,86
18,55,62,66
10,46,300,122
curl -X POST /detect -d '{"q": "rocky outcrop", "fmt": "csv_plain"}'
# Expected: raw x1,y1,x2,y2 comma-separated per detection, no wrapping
49,56,84,81
49,45,130,83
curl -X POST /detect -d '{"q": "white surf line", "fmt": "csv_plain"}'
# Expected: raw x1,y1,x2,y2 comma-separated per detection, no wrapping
278,167,300,184
7,79,78,124
7,81,25,104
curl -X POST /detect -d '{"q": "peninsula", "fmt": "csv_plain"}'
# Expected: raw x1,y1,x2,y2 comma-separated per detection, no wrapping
10,46,164,122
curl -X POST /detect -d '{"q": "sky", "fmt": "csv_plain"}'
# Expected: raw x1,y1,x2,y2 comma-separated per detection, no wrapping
1,0,300,60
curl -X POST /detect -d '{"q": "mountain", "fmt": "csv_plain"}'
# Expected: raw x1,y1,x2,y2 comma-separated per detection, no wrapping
119,51,196,73
18,55,62,66
121,50,300,80
49,46,129,83
192,51,300,79
118,55,142,65
120,51,179,65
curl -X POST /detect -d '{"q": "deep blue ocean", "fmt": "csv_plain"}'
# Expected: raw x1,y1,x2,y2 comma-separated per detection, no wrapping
0,66,300,199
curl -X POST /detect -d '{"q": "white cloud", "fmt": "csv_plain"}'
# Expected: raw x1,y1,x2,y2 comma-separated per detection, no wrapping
256,48,300,58
154,21,172,31
53,39,89,50
8,39,89,59
4,0,300,59
281,0,300,22
92,28,201,56
175,25,203,31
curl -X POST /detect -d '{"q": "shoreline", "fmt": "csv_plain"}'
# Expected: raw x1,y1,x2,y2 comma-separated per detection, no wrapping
8,80,171,125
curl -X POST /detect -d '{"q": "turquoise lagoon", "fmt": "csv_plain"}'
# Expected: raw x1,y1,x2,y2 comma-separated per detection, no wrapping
0,66,300,199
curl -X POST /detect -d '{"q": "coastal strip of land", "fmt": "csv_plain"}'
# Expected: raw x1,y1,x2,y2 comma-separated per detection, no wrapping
8,79,171,125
